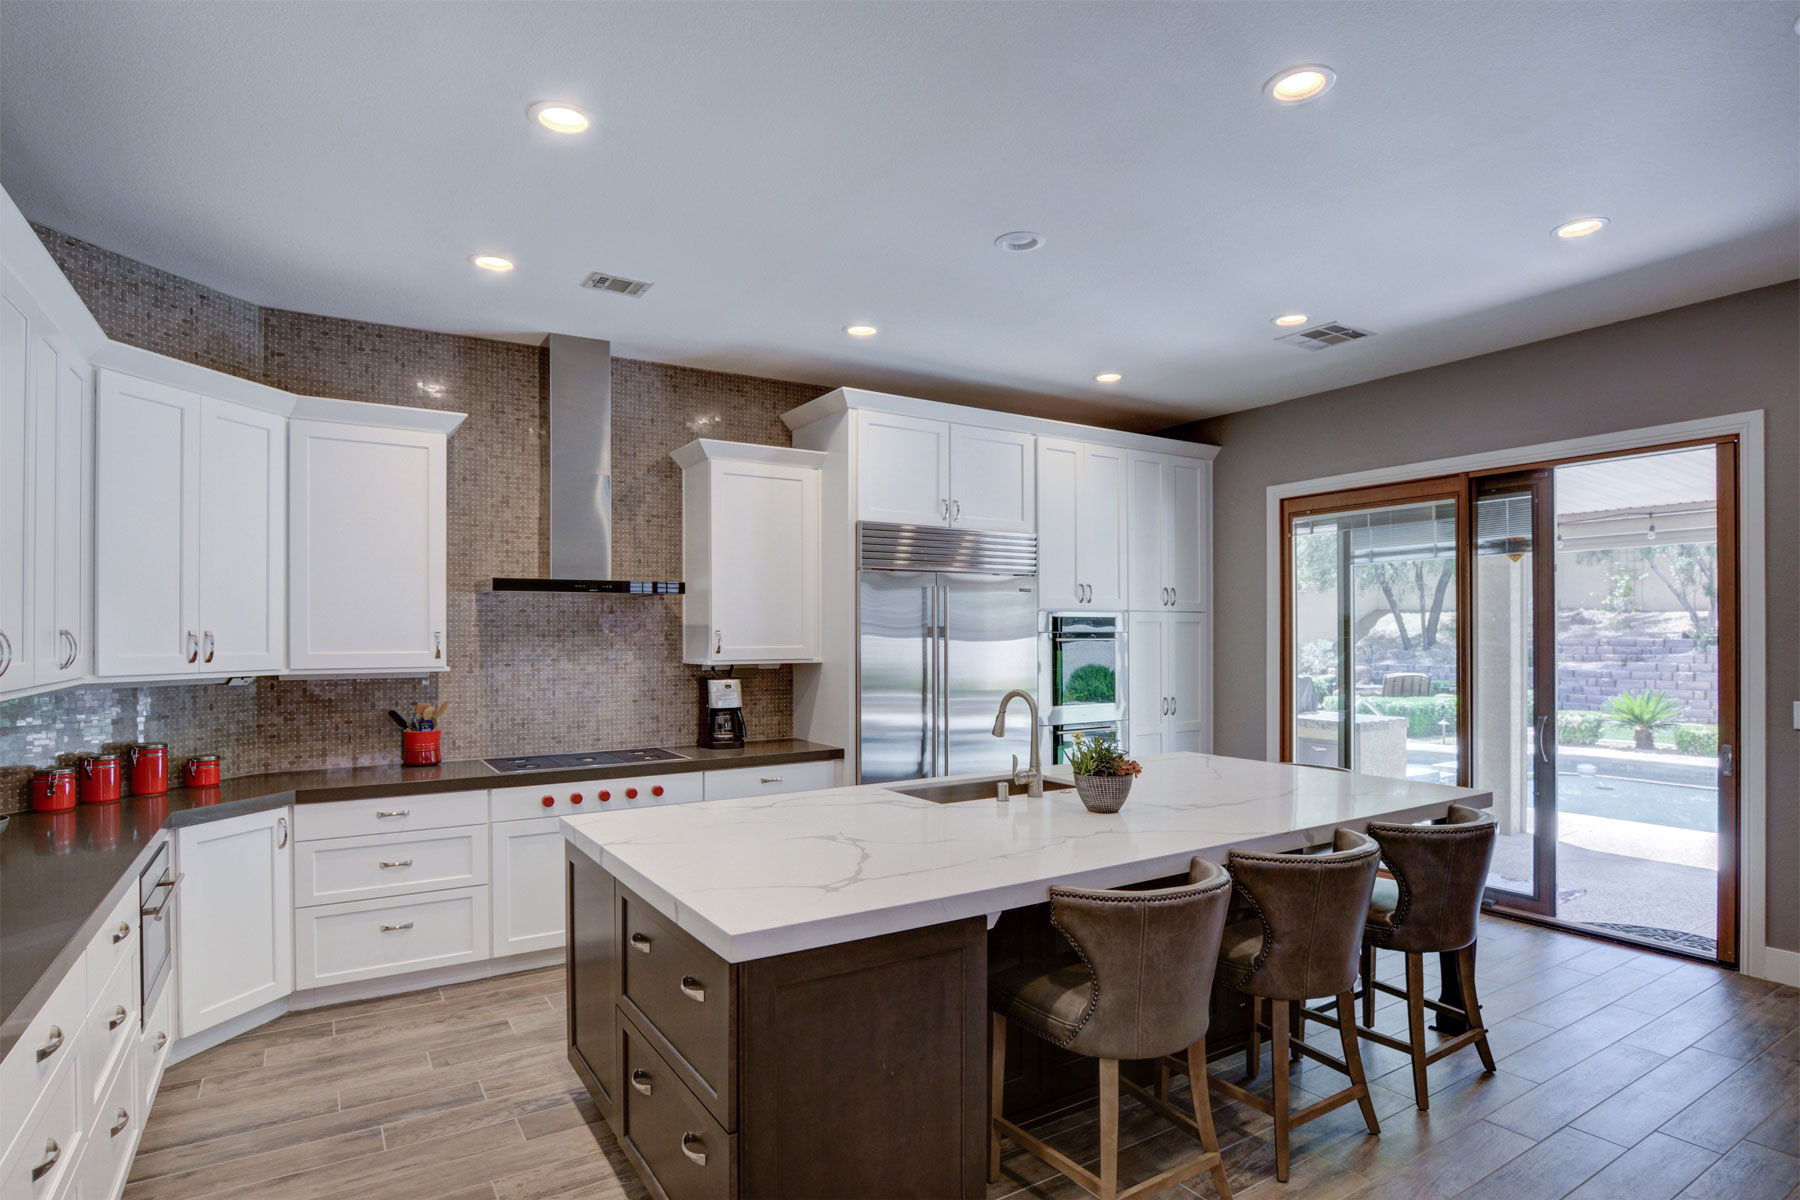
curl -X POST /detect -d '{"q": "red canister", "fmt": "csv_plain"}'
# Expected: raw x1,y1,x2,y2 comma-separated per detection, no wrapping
128,743,169,795
78,753,122,804
401,729,441,767
182,754,221,788
30,766,78,812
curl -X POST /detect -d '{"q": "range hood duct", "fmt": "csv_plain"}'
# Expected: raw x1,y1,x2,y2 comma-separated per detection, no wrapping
491,333,683,595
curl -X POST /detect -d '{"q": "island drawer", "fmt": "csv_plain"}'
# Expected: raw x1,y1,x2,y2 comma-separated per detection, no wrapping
618,888,734,1127
294,791,488,841
622,1018,735,1200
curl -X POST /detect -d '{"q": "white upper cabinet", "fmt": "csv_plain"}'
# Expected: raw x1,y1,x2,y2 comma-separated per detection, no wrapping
1128,452,1209,612
675,440,824,665
288,419,447,672
857,411,1033,531
1036,438,1128,610
0,287,34,693
95,372,285,677
43,325,91,683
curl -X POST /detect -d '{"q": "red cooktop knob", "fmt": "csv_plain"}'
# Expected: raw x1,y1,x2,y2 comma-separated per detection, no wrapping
571,793,583,805
625,787,638,799
541,796,555,808
651,785,664,797
599,790,611,801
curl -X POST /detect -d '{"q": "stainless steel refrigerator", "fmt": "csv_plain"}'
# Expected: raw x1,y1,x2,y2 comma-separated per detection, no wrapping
856,523,1039,785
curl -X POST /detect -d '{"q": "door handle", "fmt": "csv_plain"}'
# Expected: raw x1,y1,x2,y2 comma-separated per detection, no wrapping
30,1139,59,1182
433,631,442,660
107,1005,129,1031
35,1025,63,1063
953,499,961,521
186,630,199,663
379,859,413,869
680,976,706,1003
714,629,722,654
203,630,215,663
110,1108,130,1137
681,1132,708,1166
629,932,653,953
940,498,950,522
113,921,131,944
1721,744,1734,778
631,1069,653,1095
277,816,288,848
1536,715,1552,764
0,629,10,676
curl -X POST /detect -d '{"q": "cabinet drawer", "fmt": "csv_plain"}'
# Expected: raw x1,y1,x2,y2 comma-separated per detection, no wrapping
77,952,137,1117
0,954,84,1167
296,824,487,907
702,759,838,802
489,772,702,822
295,887,488,990
622,1019,735,1200
85,885,139,1000
618,889,733,1127
293,791,486,842
77,1040,137,1200
0,1062,82,1200
138,979,175,1117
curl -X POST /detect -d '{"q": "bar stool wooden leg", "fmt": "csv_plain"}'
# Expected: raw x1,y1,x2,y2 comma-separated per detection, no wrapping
1187,1038,1234,1200
1404,952,1430,1110
1244,996,1261,1080
1457,945,1496,1073
1290,1000,1305,1062
1361,943,1377,1027
1270,999,1291,1182
989,1012,1006,1183
1099,1058,1120,1200
1337,989,1380,1135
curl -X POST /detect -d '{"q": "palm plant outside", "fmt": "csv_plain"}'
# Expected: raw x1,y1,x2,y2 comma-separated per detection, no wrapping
1603,690,1686,750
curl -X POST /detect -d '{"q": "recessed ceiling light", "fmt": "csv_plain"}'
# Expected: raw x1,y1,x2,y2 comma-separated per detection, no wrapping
470,254,515,272
1552,216,1609,239
1265,65,1336,103
844,324,878,337
1272,313,1310,327
1094,372,1123,383
995,231,1045,253
527,101,590,134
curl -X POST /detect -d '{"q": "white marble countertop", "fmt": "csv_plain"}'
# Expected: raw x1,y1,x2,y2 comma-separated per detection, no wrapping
561,752,1490,963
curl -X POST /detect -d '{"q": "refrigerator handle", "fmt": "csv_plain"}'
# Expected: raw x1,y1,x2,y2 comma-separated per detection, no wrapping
927,583,938,778
936,582,950,775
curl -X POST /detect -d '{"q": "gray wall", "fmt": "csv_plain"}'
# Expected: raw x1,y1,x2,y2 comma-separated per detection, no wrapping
1170,282,1799,953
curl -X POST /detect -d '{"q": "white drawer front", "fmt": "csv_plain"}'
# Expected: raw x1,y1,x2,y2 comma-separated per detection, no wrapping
77,1041,137,1200
703,759,840,802
0,1062,82,1200
293,791,488,842
84,886,139,1002
295,824,487,907
77,952,137,1117
137,980,175,1118
489,772,702,822
0,953,84,1168
296,887,489,990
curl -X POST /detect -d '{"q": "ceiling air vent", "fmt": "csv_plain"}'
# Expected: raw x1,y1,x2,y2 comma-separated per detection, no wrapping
1276,321,1373,351
580,271,653,297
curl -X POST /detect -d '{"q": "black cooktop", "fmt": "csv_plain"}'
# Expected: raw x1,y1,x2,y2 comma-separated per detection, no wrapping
482,747,688,774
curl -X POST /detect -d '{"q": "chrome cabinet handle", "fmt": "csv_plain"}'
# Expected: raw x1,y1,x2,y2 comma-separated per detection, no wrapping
186,630,199,663
203,630,215,662
110,1107,130,1137
714,629,722,654
631,1069,653,1095
31,1139,59,1182
679,976,706,1003
952,499,961,521
142,873,183,919
940,498,950,521
379,859,414,869
376,809,410,819
759,776,782,784
1171,587,1177,604
113,921,131,944
57,629,74,669
277,816,288,848
36,1025,63,1062
0,629,11,676
681,1132,708,1166
629,932,653,954
153,1031,168,1051
433,631,442,660
1171,697,1178,716
108,1005,129,1031
380,922,413,932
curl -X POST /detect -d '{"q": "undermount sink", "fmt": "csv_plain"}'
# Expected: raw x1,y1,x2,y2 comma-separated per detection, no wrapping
892,775,1075,804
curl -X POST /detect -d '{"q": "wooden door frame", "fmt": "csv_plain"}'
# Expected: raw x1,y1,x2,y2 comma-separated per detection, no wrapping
1266,413,1766,976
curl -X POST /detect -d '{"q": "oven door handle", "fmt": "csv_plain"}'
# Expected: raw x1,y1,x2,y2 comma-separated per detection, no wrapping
141,873,183,920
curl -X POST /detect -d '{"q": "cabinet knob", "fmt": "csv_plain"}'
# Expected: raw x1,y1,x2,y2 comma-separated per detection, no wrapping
541,796,555,808
625,788,638,799
598,790,611,802
651,785,663,797
570,792,583,805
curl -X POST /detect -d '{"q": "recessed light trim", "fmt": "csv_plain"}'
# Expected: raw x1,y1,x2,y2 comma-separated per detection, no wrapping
1094,372,1123,383
844,324,878,337
1265,65,1336,104
528,101,590,134
995,231,1045,253
1272,313,1310,327
1552,216,1609,239
470,254,515,272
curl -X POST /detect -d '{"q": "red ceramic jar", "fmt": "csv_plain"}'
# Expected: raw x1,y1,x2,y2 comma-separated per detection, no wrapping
31,766,78,812
401,729,441,766
78,753,122,804
182,754,221,788
128,743,169,795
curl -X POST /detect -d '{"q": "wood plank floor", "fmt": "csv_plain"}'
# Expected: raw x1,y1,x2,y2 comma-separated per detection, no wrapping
126,916,1799,1200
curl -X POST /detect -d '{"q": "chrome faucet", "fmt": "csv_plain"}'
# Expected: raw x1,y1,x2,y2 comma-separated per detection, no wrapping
992,689,1042,798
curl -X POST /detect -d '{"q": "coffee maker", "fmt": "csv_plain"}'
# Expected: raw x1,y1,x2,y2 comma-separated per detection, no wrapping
699,677,746,749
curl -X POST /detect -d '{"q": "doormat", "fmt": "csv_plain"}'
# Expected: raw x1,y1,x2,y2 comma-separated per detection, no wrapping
1589,922,1718,956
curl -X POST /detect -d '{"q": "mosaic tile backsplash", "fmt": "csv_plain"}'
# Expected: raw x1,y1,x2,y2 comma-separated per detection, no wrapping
1,228,825,813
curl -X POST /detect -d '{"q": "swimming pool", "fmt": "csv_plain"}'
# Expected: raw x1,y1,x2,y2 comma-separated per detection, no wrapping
1555,773,1718,832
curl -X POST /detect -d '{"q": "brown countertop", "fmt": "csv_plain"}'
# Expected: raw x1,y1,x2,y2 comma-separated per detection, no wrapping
0,740,841,1061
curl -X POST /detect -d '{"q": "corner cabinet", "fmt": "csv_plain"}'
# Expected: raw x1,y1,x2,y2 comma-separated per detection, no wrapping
674,439,824,665
175,807,294,1039
288,419,448,672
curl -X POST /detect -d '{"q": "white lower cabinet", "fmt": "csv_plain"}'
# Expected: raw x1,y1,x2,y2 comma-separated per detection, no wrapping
296,887,489,989
701,759,840,801
137,982,174,1118
175,808,294,1039
1128,611,1210,758
492,818,567,956
1,1061,81,1200
295,824,487,907
74,1055,136,1200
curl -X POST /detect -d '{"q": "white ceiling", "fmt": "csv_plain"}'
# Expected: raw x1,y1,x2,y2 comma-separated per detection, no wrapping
2,1,1795,431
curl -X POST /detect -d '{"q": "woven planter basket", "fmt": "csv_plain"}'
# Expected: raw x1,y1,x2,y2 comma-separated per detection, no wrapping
1073,773,1134,814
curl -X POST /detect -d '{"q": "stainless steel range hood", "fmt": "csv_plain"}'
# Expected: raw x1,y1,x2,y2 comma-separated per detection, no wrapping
492,333,683,595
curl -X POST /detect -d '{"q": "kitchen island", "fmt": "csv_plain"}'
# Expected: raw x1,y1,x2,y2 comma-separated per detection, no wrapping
562,752,1489,1200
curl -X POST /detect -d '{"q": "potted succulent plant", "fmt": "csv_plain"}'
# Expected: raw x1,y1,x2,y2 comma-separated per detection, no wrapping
1064,732,1142,814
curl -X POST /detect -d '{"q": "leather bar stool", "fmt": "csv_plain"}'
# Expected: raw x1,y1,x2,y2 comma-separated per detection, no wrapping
1350,804,1498,1110
1176,830,1382,1184
989,859,1235,1200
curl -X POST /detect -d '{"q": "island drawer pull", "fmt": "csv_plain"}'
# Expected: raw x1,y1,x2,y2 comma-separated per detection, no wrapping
31,1139,59,1181
380,922,414,932
36,1025,63,1062
376,809,411,818
681,1132,708,1166
680,976,706,1003
379,859,414,869
629,932,653,954
631,1069,653,1095
108,1005,130,1030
